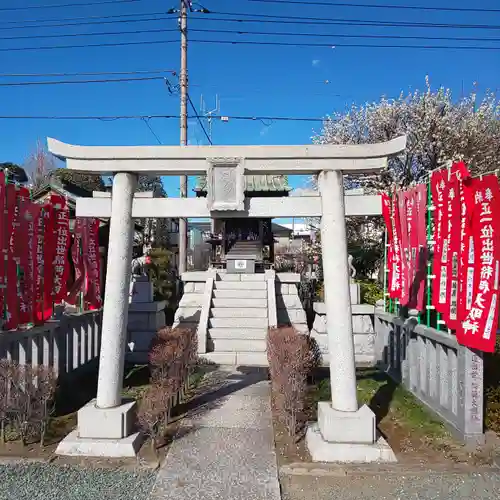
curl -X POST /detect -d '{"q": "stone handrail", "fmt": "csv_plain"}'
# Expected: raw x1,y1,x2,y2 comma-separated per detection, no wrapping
0,309,102,379
374,310,483,445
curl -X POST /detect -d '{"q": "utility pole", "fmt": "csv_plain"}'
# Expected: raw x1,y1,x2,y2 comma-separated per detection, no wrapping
178,0,188,275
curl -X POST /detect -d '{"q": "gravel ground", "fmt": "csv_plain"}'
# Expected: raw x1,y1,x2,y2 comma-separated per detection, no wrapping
280,471,500,500
0,463,157,500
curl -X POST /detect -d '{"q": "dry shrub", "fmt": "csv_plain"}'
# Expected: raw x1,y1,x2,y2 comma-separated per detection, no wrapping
137,326,197,450
137,381,174,455
0,360,57,446
267,327,315,438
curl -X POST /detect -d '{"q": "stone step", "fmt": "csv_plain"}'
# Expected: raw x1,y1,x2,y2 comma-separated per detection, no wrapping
208,328,267,340
217,273,266,282
200,351,269,366
213,289,267,299
214,281,267,290
212,298,268,308
210,308,268,319
209,317,268,329
211,338,267,353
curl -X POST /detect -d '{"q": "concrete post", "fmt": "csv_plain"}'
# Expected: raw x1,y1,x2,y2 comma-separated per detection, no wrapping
318,170,358,413
96,172,138,409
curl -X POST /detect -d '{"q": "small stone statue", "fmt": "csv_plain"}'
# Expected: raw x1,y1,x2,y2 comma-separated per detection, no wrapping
348,254,356,281
131,246,151,277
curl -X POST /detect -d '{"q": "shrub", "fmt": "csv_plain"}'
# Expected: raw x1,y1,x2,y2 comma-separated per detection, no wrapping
267,327,315,438
137,381,174,455
358,278,384,305
139,326,198,447
0,360,57,446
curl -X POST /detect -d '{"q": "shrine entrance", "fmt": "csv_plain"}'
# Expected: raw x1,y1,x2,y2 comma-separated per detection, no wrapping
47,136,406,461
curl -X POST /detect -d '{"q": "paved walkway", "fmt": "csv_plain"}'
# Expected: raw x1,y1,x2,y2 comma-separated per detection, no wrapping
149,368,281,500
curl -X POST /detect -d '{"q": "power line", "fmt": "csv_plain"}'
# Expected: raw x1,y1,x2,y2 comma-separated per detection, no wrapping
247,0,500,14
2,25,500,44
0,27,177,41
2,36,500,52
0,0,140,12
0,10,168,26
187,94,212,144
141,117,163,144
0,76,171,87
207,11,500,30
0,38,177,52
190,38,500,50
0,113,325,122
4,10,500,32
0,68,176,77
0,15,173,31
190,27,500,43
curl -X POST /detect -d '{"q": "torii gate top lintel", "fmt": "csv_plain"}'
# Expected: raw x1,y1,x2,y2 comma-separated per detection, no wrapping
47,136,406,176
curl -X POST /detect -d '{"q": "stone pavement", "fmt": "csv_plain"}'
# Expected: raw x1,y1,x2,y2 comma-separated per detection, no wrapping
148,368,281,500
280,469,500,500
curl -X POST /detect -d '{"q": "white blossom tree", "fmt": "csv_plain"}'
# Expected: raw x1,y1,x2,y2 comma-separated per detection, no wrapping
315,77,500,192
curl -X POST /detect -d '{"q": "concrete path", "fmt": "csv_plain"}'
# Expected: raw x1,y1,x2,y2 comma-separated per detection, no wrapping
149,368,281,500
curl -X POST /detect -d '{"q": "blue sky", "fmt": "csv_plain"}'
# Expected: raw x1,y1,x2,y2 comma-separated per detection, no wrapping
1,0,499,199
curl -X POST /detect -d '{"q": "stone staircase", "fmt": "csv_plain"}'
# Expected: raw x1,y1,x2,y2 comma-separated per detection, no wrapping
204,275,269,366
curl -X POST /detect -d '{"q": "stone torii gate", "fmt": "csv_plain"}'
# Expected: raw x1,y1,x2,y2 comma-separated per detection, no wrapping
48,136,406,460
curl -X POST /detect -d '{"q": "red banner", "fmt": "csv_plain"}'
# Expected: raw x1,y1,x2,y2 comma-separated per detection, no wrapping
51,195,71,304
389,191,403,299
4,186,30,329
458,175,500,352
431,170,448,313
66,217,87,306
443,176,461,328
382,194,395,299
84,218,102,310
0,172,6,316
397,190,409,304
408,184,428,311
19,200,42,325
34,204,56,325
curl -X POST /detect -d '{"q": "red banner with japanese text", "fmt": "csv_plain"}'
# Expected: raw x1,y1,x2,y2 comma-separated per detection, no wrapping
19,200,42,325
4,186,30,329
389,191,403,298
34,204,56,325
443,176,461,329
84,218,102,310
458,175,500,352
431,170,448,313
381,194,395,299
66,217,87,306
51,195,71,304
397,191,409,305
408,184,427,311
0,172,5,316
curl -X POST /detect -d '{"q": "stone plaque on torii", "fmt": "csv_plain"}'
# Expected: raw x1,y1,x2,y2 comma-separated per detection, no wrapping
47,136,406,462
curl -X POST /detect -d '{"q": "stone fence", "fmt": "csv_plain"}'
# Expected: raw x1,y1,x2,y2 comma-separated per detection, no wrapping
374,309,483,445
0,310,102,380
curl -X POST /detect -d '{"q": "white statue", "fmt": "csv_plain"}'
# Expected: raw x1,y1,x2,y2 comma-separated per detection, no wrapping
348,254,356,281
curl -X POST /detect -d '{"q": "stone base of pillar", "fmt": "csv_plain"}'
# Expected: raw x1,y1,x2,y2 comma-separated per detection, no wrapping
306,402,397,463
56,399,143,458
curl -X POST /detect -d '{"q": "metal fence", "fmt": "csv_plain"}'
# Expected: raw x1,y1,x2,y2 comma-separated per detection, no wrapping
0,310,102,380
374,309,484,445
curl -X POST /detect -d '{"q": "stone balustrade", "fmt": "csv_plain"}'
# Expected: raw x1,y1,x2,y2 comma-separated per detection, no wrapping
310,302,377,366
0,310,102,379
374,309,484,445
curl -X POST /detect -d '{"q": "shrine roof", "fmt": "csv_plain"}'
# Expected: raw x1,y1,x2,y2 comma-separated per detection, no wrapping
194,174,291,193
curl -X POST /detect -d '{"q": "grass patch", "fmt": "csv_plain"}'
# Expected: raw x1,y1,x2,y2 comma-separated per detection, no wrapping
310,368,447,441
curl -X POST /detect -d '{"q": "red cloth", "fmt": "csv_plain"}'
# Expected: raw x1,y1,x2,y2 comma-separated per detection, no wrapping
457,175,500,352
